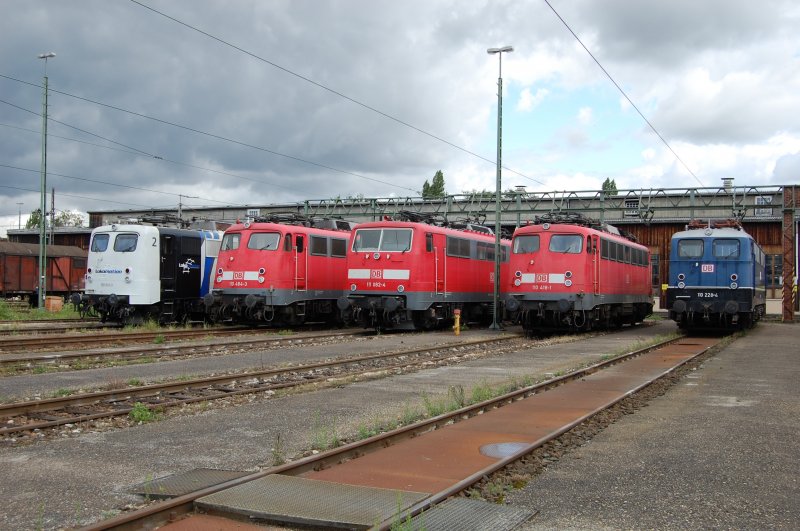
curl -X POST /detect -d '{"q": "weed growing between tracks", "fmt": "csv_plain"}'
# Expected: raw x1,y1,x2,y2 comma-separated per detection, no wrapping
128,402,161,423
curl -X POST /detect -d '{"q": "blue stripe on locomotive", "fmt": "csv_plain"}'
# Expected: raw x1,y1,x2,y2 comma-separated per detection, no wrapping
668,230,765,291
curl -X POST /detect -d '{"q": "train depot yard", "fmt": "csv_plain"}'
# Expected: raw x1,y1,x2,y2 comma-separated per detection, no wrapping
0,318,797,530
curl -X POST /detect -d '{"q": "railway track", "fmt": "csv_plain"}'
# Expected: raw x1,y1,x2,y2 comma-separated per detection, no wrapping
0,321,114,336
0,328,366,372
77,333,727,531
0,334,520,440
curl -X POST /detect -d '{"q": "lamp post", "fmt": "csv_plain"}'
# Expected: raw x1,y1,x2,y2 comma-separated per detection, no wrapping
38,52,55,309
487,45,513,330
16,202,22,229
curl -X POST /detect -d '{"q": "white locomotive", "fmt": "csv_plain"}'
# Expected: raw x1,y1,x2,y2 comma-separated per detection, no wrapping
76,223,221,324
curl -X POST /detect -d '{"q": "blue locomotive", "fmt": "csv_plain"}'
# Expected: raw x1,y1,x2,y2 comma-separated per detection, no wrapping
665,220,766,329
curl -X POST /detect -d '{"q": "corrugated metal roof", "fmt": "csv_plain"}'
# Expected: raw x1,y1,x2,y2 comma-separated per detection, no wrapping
0,241,87,258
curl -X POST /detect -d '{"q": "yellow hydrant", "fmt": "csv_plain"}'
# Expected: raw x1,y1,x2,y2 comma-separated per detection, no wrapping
454,308,461,335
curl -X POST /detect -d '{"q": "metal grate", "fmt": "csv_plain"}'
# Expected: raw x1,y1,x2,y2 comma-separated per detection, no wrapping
410,498,536,531
196,474,428,529
127,468,249,499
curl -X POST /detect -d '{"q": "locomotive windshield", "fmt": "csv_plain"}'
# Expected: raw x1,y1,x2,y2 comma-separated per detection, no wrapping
353,228,412,252
513,235,540,254
113,234,138,253
247,232,280,251
678,239,703,258
91,234,109,252
712,239,740,259
221,233,240,251
549,234,582,254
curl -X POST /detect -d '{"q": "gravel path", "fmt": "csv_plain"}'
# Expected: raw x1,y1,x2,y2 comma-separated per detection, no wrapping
0,321,672,530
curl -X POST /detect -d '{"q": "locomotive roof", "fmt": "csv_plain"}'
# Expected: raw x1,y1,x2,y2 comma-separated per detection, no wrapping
226,221,352,234
672,226,754,240
93,224,218,238
354,220,504,239
0,241,87,258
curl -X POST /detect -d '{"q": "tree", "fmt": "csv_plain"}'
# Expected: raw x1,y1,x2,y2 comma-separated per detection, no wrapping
422,170,446,199
24,209,43,229
53,210,86,227
602,178,618,196
24,209,85,230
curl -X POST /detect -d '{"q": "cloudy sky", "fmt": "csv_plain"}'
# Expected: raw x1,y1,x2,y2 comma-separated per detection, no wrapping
2,0,799,235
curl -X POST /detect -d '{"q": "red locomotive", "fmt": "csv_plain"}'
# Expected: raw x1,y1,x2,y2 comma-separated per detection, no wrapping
203,215,354,325
0,241,86,306
337,212,511,330
504,214,652,335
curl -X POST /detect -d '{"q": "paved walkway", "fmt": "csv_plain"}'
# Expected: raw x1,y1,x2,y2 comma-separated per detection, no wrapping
507,322,800,530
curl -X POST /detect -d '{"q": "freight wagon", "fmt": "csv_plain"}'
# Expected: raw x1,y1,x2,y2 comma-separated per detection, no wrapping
0,241,87,306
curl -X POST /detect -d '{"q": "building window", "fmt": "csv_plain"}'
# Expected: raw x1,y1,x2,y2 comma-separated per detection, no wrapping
766,254,782,288
651,254,660,289
623,198,639,218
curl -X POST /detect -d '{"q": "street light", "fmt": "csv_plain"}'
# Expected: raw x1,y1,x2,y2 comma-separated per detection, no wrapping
487,45,513,330
16,202,22,229
38,51,55,309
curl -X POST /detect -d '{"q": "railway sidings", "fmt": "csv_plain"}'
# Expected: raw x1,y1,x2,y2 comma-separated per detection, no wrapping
0,321,797,529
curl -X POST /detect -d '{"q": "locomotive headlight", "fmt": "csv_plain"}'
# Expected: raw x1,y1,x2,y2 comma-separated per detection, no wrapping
542,223,550,230
125,276,131,283
397,285,405,292
373,252,381,260
730,282,738,289
259,268,266,275
514,270,522,278
678,281,686,289
350,283,357,291
216,276,223,283
514,278,522,287
565,271,573,278
730,273,738,281
678,273,685,281
564,279,573,287
218,268,223,275
258,276,265,283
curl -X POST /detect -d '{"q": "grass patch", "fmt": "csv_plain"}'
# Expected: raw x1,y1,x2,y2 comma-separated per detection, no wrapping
128,402,160,423
0,299,83,320
311,412,340,451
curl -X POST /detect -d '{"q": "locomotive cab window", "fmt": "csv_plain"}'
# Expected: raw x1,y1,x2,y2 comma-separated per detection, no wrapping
113,234,138,253
712,239,740,259
549,234,582,254
91,234,110,252
221,233,240,251
513,235,540,254
677,239,703,258
353,229,412,252
248,232,280,251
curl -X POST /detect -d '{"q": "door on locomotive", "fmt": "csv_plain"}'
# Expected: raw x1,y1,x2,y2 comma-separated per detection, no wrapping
294,234,306,291
430,231,446,295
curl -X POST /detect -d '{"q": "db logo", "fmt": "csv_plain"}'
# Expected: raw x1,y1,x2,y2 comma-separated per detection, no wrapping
701,264,714,273
370,270,383,279
234,271,244,280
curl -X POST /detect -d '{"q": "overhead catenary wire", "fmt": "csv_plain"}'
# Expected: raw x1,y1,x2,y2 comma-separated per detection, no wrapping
0,121,299,195
0,77,421,195
127,0,545,186
542,0,704,188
